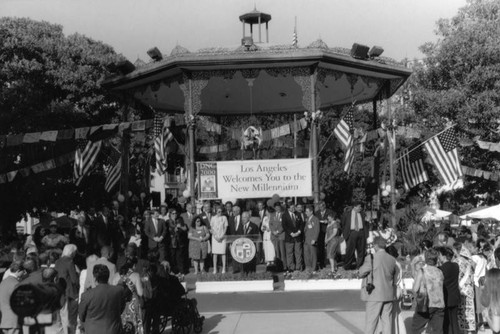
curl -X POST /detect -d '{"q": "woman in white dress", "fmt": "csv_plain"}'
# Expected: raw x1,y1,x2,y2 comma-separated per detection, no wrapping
260,212,275,265
210,205,228,274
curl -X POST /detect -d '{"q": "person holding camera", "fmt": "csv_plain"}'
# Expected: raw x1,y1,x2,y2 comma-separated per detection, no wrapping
359,236,398,334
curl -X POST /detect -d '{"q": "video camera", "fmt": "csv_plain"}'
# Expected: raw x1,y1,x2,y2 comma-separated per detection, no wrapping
10,281,65,325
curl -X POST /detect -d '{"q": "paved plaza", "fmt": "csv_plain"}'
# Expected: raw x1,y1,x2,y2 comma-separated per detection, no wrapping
171,290,497,334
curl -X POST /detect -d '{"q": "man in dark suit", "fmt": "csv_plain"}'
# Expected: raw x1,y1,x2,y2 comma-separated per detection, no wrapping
315,201,334,269
359,236,398,334
79,264,127,334
144,209,168,261
70,214,91,259
199,201,212,229
303,205,320,271
241,211,260,273
180,202,196,227
341,201,369,270
269,202,286,270
90,206,114,254
227,205,243,235
227,205,243,273
113,215,135,258
282,202,304,271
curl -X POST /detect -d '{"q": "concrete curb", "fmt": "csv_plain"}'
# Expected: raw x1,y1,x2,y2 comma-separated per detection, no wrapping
190,278,414,293
195,280,274,293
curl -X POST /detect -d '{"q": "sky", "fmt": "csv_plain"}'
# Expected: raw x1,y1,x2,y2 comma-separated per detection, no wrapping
1,0,468,62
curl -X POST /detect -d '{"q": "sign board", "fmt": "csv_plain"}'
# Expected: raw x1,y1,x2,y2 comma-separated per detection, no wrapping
197,159,312,200
230,237,257,263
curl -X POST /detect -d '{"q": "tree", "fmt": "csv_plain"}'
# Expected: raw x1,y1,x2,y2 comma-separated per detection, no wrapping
0,18,126,227
410,0,500,211
0,17,124,133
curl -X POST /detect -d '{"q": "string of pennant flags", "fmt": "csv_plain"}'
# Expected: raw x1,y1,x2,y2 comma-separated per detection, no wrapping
3,109,500,191
0,151,75,184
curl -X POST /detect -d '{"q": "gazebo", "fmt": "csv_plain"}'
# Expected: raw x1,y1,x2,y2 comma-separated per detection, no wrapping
103,9,412,206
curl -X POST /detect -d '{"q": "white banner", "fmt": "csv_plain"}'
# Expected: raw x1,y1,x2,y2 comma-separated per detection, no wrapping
197,159,312,200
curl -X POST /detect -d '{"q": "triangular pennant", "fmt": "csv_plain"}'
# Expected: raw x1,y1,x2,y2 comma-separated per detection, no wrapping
40,131,58,141
57,129,74,140
75,127,90,139
6,134,23,146
19,167,31,177
132,121,146,131
31,163,45,174
23,132,41,143
7,170,18,182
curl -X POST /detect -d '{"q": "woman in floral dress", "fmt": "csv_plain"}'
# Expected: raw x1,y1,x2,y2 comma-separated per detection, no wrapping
188,215,210,274
114,258,144,334
453,242,476,333
325,213,342,272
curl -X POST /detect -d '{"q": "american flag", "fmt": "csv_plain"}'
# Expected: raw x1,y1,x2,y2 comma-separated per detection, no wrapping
400,141,429,191
424,127,463,186
104,146,121,193
334,109,355,173
154,114,173,175
74,139,102,185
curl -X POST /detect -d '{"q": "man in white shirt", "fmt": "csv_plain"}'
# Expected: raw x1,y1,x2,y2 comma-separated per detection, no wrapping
341,201,369,270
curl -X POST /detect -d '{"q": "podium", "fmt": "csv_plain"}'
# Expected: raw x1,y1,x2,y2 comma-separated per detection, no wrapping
225,234,262,244
226,234,262,264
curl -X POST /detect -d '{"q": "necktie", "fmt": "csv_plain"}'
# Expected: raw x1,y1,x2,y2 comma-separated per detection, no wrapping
245,223,249,235
236,216,240,232
154,219,158,234
354,214,359,232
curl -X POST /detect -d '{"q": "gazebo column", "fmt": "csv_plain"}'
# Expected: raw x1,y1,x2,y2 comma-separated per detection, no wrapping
293,66,321,203
258,16,262,43
266,22,269,43
180,72,208,207
310,70,320,204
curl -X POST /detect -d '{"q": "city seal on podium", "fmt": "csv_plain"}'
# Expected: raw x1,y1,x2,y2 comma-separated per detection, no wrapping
230,237,256,264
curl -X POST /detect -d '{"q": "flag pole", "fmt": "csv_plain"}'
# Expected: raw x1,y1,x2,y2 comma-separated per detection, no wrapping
120,102,131,221
386,84,396,228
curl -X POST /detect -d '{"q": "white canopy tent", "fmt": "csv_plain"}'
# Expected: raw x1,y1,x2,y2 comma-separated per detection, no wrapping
421,208,452,222
460,204,500,221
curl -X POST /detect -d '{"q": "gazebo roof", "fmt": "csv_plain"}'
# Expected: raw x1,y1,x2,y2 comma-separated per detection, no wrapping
239,9,272,24
103,41,412,116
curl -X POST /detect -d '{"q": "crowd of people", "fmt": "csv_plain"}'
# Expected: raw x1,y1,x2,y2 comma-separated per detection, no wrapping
0,196,391,333
3,195,500,334
362,221,500,334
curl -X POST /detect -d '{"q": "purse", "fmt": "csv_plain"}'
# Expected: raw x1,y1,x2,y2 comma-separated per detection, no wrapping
415,269,429,313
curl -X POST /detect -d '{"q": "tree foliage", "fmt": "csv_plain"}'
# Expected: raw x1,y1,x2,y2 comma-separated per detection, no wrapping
410,0,500,210
0,17,124,133
0,17,127,226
